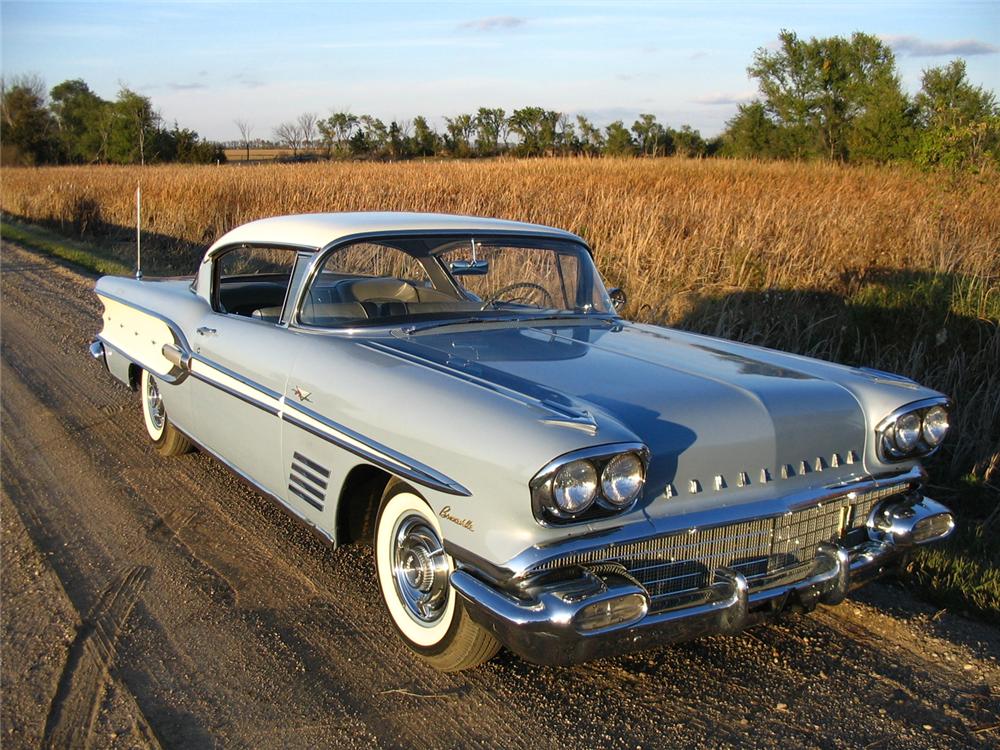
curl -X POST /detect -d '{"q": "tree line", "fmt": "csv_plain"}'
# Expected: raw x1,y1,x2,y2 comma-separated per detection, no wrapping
257,108,720,161
3,30,997,170
1,76,226,166
256,31,995,170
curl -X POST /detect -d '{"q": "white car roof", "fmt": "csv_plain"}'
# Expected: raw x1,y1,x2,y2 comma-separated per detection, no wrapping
206,212,583,255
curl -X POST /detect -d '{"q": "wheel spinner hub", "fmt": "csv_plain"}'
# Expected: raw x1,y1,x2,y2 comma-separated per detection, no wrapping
392,516,450,624
146,375,165,431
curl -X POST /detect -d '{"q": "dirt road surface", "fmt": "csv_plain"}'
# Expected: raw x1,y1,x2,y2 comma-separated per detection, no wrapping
2,241,998,750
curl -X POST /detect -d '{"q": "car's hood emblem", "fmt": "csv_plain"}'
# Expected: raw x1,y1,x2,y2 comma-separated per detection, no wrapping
292,386,312,402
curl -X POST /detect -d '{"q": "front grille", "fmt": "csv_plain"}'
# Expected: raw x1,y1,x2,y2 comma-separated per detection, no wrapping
532,482,909,612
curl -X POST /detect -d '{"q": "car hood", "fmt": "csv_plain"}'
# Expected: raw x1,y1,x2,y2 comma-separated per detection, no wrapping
380,320,875,519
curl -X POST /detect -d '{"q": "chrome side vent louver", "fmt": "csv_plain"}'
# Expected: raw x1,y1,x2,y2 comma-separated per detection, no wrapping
288,452,330,511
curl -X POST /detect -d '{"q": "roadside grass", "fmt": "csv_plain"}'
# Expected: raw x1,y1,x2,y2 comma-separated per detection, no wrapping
909,479,1000,621
1,219,132,276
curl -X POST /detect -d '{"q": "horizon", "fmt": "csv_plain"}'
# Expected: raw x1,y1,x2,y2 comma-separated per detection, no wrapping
2,0,998,142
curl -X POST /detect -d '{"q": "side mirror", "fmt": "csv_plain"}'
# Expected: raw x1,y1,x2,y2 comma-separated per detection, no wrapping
450,259,490,276
608,287,627,313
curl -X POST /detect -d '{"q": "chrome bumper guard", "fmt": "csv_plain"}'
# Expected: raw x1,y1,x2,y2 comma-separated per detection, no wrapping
451,495,953,666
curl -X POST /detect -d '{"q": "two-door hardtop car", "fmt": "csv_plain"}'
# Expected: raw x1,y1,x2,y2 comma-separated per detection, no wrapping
90,212,955,670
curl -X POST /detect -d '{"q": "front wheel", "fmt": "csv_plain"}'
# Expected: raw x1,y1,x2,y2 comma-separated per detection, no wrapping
374,481,500,671
140,369,192,456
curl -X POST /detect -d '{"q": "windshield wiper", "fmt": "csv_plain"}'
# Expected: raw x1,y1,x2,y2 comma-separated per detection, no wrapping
402,311,611,336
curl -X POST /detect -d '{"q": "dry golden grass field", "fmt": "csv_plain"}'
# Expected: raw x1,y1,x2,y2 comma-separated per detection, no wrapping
2,157,998,612
223,147,298,162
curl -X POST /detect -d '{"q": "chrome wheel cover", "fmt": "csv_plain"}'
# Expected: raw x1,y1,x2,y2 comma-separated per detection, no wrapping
391,515,450,625
145,374,165,432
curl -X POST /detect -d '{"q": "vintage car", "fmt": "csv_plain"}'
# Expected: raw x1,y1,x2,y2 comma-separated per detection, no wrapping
90,212,955,671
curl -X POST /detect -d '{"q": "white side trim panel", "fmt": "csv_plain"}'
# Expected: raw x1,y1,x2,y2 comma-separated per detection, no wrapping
97,295,178,379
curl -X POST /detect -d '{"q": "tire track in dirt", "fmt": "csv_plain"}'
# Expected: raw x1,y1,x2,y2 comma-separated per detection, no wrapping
42,566,157,750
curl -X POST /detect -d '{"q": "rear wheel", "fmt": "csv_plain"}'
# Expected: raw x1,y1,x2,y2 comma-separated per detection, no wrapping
374,481,500,671
140,369,192,456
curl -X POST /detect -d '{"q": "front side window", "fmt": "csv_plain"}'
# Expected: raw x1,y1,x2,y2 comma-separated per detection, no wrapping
297,235,613,328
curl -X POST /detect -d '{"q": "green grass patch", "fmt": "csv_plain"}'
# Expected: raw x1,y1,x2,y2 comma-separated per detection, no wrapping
907,480,1000,621
1,219,132,276
910,523,1000,620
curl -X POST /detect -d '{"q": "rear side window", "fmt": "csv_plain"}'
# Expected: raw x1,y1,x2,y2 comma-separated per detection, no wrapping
218,247,297,278
213,246,299,318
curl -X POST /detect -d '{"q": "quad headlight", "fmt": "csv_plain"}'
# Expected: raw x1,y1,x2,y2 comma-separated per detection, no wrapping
922,405,949,447
552,460,599,513
532,444,649,524
878,399,951,461
601,452,645,507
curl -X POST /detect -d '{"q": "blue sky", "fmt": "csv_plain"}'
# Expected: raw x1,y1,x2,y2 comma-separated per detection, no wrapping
2,1,998,141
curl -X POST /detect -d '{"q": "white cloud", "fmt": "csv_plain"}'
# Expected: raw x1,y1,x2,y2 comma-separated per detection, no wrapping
458,16,527,32
882,35,998,57
691,91,756,106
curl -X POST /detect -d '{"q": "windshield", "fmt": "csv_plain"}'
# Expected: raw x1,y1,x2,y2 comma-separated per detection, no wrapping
297,234,615,328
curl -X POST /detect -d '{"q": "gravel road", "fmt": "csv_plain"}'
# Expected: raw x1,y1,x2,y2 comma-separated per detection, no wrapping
2,241,998,750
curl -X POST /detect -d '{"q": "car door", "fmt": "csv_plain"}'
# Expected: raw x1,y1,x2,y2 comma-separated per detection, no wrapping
186,246,302,499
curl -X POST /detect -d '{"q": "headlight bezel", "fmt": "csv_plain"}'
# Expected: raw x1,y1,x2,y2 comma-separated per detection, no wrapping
876,397,952,462
531,443,650,525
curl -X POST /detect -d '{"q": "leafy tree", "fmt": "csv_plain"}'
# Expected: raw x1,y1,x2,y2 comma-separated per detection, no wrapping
108,87,160,164
167,124,226,164
387,120,408,159
914,61,999,170
748,30,903,160
603,120,635,156
721,101,781,158
575,115,604,156
444,113,475,157
352,115,387,157
508,106,547,156
318,111,358,157
632,114,672,156
410,115,439,156
1,75,58,165
50,79,108,163
916,60,997,129
475,107,506,156
671,125,706,157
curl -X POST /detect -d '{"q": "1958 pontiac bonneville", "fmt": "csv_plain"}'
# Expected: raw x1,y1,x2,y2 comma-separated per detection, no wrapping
91,212,955,671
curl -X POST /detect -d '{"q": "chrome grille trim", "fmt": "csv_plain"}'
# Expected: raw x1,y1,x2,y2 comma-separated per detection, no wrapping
530,481,911,611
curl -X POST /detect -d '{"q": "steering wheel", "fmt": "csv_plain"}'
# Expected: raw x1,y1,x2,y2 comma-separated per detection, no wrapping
481,282,555,310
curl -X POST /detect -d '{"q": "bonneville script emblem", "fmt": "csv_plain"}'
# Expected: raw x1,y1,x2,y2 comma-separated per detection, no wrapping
439,506,474,531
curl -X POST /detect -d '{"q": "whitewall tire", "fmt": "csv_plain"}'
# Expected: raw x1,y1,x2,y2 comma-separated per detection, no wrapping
140,369,192,456
374,481,500,671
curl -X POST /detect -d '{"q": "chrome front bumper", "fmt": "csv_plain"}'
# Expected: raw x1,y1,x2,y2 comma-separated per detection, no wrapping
450,495,953,666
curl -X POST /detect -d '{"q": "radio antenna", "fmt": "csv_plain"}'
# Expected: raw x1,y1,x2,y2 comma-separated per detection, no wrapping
135,183,143,280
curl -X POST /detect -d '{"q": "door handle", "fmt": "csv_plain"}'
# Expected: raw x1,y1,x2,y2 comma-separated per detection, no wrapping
196,326,217,336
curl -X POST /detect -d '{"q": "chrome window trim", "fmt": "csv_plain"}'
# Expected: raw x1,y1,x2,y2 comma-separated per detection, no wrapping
874,396,952,462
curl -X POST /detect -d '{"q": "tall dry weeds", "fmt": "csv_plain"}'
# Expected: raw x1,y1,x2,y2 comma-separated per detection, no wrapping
2,158,997,483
